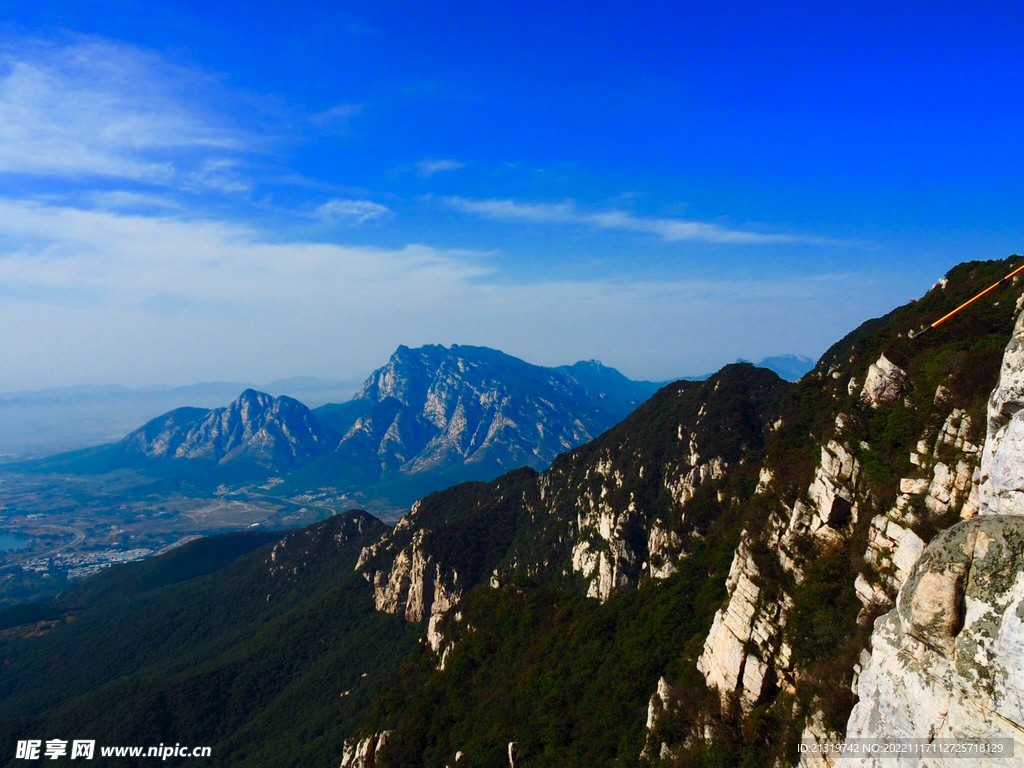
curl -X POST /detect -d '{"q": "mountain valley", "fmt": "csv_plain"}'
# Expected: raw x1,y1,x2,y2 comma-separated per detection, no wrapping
0,347,663,606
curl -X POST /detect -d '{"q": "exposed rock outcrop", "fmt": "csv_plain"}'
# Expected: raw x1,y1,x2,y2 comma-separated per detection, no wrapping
860,354,907,408
856,408,984,616
697,536,792,709
845,516,1024,765
544,365,787,602
339,730,393,768
368,528,461,624
980,308,1024,516
641,677,680,762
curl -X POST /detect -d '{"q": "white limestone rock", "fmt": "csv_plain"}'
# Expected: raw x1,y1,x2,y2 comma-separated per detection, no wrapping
980,309,1024,516
803,440,861,534
370,530,461,623
798,709,841,768
339,730,393,768
861,514,926,610
844,516,1024,767
755,466,775,495
860,354,907,408
648,522,681,580
696,536,791,709
640,676,675,759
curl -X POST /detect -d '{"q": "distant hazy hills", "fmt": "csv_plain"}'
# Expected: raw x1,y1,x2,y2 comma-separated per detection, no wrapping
743,354,815,381
0,377,364,460
685,353,815,382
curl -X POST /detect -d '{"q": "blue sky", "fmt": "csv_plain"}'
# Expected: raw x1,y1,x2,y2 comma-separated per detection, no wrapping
0,1,1021,389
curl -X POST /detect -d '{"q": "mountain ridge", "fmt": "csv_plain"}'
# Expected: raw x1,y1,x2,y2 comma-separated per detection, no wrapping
19,345,667,512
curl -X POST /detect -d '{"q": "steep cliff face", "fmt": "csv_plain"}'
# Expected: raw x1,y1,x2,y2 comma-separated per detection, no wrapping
340,731,393,768
121,388,331,469
844,295,1024,765
524,363,788,601
696,533,793,711
355,468,538,643
664,262,1018,764
980,303,1024,517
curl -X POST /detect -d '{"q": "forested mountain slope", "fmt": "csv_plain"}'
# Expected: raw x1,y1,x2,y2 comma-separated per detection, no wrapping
0,514,419,768
343,257,1023,767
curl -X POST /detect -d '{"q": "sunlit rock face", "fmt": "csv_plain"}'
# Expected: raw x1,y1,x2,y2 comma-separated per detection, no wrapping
846,308,1024,766
980,308,1024,517
844,516,1024,767
860,354,907,408
339,730,392,768
696,535,791,711
121,389,330,469
328,344,659,479
369,527,462,624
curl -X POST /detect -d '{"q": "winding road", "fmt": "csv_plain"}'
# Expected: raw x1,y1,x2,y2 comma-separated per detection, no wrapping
0,524,86,571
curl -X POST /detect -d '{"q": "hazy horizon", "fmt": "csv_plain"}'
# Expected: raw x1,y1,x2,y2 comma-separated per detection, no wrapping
0,345,815,394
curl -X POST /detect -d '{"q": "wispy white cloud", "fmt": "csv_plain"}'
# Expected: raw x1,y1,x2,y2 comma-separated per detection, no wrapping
444,197,576,223
0,37,242,184
442,196,832,245
0,198,875,389
89,190,183,211
309,103,363,135
0,199,485,306
184,158,254,195
314,198,392,224
414,158,465,177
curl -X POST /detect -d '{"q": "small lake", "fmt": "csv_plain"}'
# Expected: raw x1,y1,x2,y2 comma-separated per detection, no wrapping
0,533,30,552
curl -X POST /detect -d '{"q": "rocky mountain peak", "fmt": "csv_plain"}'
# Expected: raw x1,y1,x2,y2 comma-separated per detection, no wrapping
308,344,663,503
121,388,330,469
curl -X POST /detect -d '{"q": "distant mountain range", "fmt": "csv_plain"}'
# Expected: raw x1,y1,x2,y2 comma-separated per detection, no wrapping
24,345,664,510
743,354,815,381
12,346,812,509
0,354,812,462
